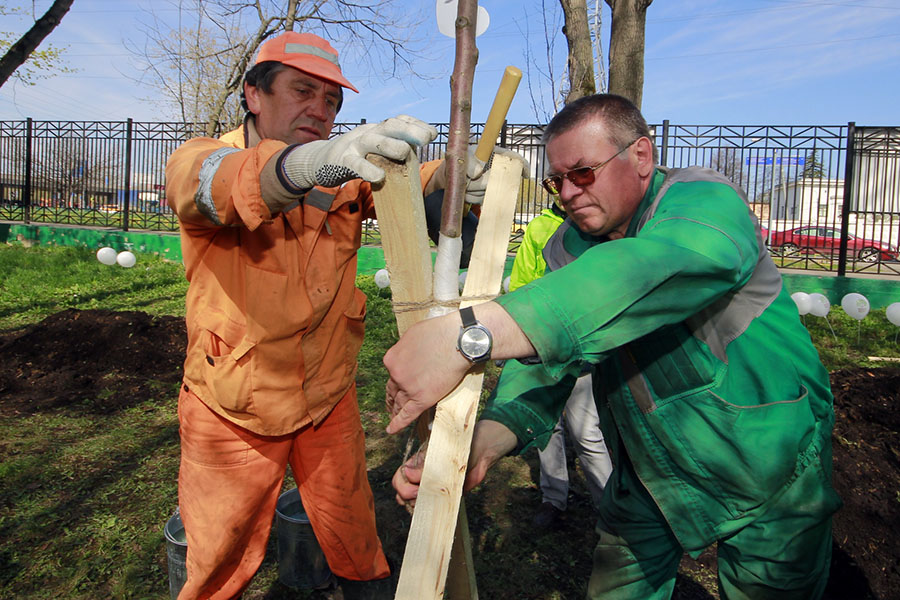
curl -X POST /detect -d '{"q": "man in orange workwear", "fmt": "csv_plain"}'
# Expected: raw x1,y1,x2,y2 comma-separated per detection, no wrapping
165,31,485,600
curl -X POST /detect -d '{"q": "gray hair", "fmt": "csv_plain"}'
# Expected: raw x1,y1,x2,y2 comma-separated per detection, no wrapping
543,94,657,163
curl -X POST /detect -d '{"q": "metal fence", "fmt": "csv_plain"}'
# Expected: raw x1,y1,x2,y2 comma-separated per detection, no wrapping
2,119,898,276
653,123,900,276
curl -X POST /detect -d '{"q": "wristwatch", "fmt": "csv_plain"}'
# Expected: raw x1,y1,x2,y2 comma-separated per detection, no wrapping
456,306,493,363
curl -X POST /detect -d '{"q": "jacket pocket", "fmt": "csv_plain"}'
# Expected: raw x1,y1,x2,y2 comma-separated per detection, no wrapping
328,199,363,270
196,310,255,413
648,384,818,513
627,323,719,408
343,287,367,365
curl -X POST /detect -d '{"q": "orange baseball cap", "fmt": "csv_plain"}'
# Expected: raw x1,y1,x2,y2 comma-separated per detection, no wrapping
256,31,359,93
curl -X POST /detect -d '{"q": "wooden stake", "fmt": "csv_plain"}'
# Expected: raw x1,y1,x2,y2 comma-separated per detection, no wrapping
368,152,477,599
368,152,433,334
394,153,524,600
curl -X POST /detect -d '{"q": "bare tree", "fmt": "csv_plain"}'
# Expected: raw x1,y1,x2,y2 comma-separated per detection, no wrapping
553,0,655,107
709,147,748,188
604,0,653,108
0,0,74,88
529,0,652,114
559,0,595,103
520,0,565,122
136,8,252,131
129,0,428,134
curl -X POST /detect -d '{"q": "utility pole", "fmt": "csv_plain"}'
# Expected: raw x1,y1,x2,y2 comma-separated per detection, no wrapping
588,0,606,92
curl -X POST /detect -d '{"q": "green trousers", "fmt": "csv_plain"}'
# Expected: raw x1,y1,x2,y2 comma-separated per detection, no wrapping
586,453,835,600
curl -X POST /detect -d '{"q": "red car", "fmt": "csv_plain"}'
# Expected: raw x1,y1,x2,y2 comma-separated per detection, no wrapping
762,226,898,263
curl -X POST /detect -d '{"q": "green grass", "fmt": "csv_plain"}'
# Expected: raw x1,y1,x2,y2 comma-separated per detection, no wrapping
0,245,189,331
1,404,179,598
0,244,404,599
4,244,896,368
803,308,900,369
0,244,898,599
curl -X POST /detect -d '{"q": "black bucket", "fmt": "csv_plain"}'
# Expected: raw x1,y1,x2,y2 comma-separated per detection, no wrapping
275,488,332,589
164,509,187,600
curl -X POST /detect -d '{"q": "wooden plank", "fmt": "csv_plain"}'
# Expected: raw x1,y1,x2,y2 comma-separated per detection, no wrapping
368,152,478,600
368,153,434,334
394,153,523,600
368,153,437,446
445,502,478,600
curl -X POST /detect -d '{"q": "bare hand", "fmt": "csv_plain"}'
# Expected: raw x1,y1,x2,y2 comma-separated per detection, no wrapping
390,420,518,504
384,312,470,434
392,447,426,507
463,420,518,492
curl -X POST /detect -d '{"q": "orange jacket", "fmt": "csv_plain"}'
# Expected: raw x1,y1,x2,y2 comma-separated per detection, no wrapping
166,122,440,435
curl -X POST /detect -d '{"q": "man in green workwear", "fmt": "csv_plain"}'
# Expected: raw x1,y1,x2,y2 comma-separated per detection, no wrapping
383,94,842,599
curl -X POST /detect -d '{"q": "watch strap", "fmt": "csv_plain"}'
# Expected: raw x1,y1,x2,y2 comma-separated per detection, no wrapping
460,305,477,327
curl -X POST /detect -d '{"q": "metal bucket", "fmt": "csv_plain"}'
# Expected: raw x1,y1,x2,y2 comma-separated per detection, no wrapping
164,509,187,600
275,488,332,589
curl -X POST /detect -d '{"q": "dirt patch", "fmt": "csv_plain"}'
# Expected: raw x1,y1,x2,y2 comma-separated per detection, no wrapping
0,309,185,416
1,309,897,598
827,367,900,599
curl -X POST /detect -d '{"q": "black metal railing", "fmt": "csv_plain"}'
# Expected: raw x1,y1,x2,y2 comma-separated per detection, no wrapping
1,119,898,276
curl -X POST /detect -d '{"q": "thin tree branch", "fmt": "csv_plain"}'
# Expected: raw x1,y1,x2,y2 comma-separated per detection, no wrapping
440,0,479,239
0,0,74,88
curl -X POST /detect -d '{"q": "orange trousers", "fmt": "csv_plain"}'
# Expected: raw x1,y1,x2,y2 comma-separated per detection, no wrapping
176,385,389,600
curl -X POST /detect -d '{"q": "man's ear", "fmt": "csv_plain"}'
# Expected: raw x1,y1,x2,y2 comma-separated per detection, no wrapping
244,82,261,115
633,136,655,177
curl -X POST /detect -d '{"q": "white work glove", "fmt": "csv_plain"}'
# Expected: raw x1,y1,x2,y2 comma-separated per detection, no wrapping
281,115,438,190
430,146,527,205
463,147,529,205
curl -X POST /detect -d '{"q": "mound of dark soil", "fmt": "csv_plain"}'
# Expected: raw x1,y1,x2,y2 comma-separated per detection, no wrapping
0,309,897,598
0,309,185,415
827,367,900,599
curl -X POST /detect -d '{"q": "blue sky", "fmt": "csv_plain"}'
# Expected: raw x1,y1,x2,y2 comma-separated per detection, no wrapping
2,0,899,127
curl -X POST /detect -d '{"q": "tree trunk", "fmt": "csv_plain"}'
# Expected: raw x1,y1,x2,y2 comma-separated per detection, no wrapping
604,0,652,108
0,0,74,88
285,0,299,31
440,0,479,240
559,0,595,103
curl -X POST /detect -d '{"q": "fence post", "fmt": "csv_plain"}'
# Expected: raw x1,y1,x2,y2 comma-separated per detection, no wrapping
837,122,856,277
660,119,670,167
500,119,508,148
24,118,32,224
123,118,133,232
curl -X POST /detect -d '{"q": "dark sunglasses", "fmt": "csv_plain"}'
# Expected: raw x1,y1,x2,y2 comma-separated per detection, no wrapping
541,138,639,195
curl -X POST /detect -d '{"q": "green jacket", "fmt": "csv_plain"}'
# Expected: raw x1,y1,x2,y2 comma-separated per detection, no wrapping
483,167,840,552
509,206,566,291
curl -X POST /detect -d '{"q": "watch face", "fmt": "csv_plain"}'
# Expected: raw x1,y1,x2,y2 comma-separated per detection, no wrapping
460,327,491,358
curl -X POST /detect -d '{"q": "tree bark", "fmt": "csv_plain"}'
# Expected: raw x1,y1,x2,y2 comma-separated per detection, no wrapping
559,0,595,103
440,0,479,239
0,0,74,89
604,0,653,108
285,0,299,31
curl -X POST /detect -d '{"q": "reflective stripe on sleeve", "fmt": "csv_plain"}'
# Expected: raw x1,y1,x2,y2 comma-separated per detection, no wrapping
194,147,241,225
